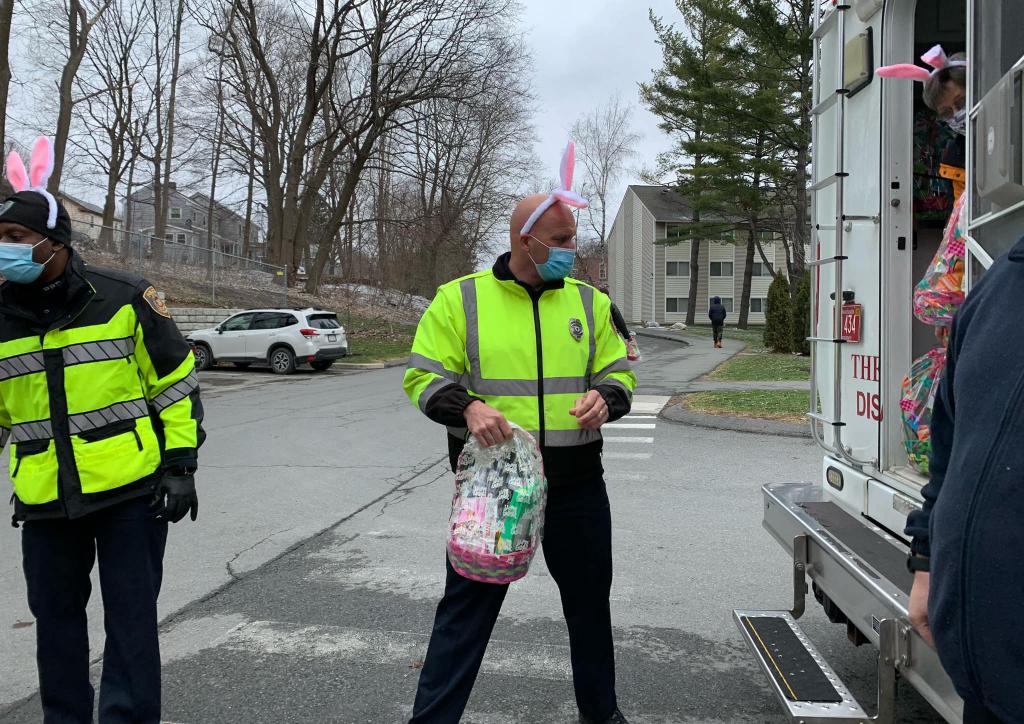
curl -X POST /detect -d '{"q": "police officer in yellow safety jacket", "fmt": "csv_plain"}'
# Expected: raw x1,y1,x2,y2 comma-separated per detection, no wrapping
0,148,204,724
403,179,637,724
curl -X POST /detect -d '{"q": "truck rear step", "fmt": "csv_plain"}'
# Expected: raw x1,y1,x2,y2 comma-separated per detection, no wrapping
734,610,872,722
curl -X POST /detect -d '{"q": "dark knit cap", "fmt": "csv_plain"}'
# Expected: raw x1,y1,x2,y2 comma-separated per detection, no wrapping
0,191,72,245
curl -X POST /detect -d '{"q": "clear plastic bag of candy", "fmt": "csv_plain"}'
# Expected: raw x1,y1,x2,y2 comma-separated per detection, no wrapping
913,193,966,328
900,347,948,474
447,425,547,584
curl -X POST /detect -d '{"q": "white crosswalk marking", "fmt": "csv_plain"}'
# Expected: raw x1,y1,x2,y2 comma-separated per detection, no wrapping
601,395,669,463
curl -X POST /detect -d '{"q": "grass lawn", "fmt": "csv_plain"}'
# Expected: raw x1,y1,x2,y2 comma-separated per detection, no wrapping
684,325,768,353
709,353,811,381
683,389,810,423
341,314,415,362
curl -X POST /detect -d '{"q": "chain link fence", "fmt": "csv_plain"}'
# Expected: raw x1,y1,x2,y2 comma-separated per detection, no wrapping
72,221,288,309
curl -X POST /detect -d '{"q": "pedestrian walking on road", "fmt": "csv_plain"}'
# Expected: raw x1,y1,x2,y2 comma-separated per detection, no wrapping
0,137,204,724
708,296,727,348
904,234,1024,724
403,142,637,724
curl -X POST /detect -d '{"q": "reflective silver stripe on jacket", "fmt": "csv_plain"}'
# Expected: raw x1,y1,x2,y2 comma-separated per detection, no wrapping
596,377,632,400
408,353,461,383
457,277,593,398
577,284,596,389
67,398,149,435
461,278,481,383
419,377,454,413
591,358,632,387
0,352,45,381
12,420,53,443
151,371,199,412
63,337,135,366
544,427,602,447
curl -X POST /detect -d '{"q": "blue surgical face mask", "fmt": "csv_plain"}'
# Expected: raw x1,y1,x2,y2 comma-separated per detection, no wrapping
0,238,54,284
528,236,575,282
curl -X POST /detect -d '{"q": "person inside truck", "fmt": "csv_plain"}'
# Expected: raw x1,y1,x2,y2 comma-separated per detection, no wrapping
879,48,969,474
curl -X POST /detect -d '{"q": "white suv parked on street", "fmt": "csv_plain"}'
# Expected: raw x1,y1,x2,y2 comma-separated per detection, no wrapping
187,308,349,374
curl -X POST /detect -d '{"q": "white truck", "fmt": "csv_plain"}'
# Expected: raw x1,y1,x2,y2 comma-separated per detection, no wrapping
736,1,1024,721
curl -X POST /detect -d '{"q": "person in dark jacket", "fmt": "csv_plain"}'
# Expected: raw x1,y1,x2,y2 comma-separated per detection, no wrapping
904,235,1024,724
708,296,727,348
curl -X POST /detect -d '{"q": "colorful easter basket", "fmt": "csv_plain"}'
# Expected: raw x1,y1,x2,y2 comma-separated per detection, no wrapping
447,425,547,584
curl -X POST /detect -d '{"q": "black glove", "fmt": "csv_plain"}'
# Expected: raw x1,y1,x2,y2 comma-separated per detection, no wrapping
156,471,198,523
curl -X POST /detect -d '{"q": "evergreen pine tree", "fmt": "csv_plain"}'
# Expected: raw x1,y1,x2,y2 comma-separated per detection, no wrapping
641,0,737,326
764,274,794,353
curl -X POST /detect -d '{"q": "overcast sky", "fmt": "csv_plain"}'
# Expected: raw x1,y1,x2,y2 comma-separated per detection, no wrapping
519,0,682,216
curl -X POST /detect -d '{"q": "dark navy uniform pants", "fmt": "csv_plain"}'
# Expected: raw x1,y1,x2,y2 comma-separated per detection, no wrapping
21,496,168,724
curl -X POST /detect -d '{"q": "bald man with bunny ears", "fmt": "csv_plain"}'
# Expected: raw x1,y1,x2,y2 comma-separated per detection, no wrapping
0,137,204,723
404,142,636,724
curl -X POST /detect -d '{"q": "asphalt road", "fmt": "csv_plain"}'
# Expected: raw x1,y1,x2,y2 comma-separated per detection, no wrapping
0,339,945,723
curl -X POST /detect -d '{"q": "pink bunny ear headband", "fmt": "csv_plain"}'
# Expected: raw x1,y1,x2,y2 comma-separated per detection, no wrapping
876,44,966,82
5,136,58,229
520,140,590,237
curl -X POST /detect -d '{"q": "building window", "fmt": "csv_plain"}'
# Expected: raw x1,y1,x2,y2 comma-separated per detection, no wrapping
664,224,688,243
666,297,689,314
750,298,767,313
752,262,774,277
177,233,187,244
164,234,173,242
666,261,690,277
756,230,779,242
170,207,182,219
709,297,735,313
710,261,734,277
599,259,607,282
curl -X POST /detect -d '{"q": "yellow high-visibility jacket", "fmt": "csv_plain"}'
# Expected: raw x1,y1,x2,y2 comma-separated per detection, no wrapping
0,252,204,521
404,254,636,479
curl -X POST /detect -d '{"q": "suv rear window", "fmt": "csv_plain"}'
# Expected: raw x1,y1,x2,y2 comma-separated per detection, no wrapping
307,314,341,330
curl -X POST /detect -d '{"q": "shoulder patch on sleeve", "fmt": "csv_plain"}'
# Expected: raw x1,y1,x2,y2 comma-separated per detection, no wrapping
142,286,172,318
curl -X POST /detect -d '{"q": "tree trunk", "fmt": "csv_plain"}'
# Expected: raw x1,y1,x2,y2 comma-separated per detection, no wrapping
738,227,755,329
98,147,122,251
206,90,225,280
685,205,701,326
123,151,136,259
241,124,255,260
51,1,86,193
0,0,14,153
154,0,185,266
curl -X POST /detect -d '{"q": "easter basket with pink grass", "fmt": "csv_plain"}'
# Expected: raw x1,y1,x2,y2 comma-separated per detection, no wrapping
447,426,547,585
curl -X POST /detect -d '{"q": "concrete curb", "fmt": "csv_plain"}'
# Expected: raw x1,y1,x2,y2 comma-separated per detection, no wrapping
660,402,811,439
635,329,691,346
334,356,409,371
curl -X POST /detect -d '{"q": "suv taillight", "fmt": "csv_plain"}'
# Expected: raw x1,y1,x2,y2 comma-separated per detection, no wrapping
300,328,319,338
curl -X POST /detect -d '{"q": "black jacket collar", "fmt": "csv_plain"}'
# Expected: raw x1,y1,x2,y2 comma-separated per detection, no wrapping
0,249,95,330
492,252,566,296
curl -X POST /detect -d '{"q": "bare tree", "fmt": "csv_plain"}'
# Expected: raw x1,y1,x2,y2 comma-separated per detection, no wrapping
49,0,112,193
70,0,152,248
0,0,14,153
571,95,641,248
215,0,522,292
133,0,188,265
